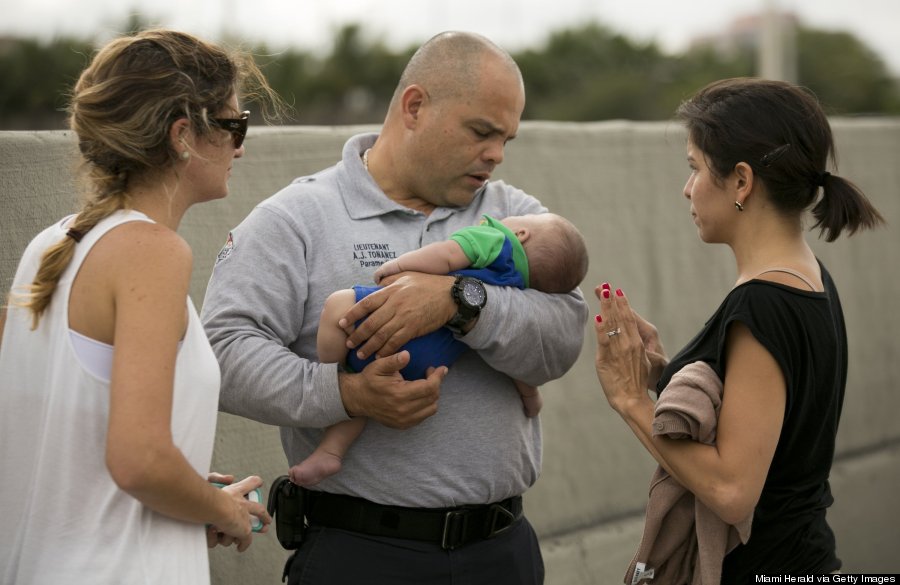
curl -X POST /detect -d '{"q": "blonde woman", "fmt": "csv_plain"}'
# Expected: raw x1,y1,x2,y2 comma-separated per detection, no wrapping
0,30,279,584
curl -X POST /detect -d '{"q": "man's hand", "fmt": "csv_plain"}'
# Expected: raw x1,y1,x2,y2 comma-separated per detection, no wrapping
340,350,447,429
339,273,457,360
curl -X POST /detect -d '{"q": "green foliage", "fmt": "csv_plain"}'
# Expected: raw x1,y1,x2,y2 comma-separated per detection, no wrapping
251,25,414,124
0,36,94,129
516,23,755,120
1,20,897,129
797,28,900,115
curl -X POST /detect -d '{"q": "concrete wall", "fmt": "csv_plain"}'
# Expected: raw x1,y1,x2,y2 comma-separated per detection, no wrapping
2,120,898,582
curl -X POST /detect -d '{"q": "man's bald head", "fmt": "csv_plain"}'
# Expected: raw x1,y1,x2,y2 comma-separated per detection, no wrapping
390,31,523,106
372,32,525,212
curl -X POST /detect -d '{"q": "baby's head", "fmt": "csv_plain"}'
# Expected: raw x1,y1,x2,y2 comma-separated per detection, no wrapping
501,213,588,293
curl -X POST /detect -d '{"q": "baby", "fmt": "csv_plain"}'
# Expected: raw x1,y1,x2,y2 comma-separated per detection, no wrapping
290,213,588,486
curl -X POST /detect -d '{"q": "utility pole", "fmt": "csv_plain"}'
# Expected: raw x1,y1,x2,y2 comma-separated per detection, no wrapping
758,0,797,82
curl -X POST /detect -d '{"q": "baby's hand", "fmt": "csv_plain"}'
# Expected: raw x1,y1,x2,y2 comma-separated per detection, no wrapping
374,259,401,284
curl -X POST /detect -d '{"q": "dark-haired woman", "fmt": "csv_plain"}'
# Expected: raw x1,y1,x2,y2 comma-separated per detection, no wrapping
593,78,883,582
0,30,280,583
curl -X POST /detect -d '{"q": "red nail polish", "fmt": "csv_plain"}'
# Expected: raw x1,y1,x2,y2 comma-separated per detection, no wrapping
601,282,611,290
602,289,610,299
616,288,624,297
595,314,602,323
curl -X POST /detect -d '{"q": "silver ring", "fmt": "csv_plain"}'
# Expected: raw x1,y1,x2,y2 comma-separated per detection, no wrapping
606,327,622,337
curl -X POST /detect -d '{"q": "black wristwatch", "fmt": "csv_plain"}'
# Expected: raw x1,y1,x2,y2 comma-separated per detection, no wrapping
447,276,487,334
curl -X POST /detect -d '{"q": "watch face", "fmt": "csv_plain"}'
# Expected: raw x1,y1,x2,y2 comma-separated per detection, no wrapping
463,281,486,307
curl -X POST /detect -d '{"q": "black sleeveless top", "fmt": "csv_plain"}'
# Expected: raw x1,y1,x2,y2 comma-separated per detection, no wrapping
657,261,846,581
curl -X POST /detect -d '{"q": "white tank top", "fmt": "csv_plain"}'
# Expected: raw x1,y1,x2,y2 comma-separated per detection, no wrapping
0,210,221,584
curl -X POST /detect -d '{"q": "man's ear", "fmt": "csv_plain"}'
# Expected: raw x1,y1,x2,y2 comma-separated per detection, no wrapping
733,161,755,208
400,85,428,129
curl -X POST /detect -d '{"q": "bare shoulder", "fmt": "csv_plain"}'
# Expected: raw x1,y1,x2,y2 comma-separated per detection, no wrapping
83,221,193,312
101,220,191,254
753,263,823,292
97,221,193,279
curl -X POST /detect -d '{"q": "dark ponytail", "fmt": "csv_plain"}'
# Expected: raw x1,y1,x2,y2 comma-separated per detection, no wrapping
811,166,884,243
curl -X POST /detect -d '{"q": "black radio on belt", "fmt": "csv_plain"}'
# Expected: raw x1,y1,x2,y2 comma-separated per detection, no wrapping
266,475,308,549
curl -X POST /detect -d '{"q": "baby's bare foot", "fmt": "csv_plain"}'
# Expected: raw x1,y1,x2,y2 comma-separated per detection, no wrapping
289,452,343,486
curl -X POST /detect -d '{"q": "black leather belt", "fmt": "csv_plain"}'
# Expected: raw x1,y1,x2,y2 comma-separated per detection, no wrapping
304,489,523,550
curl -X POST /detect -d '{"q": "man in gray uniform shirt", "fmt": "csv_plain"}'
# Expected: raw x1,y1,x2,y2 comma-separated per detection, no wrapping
202,31,587,584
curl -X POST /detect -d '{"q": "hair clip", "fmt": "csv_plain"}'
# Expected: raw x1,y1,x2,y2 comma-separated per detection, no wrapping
760,143,791,167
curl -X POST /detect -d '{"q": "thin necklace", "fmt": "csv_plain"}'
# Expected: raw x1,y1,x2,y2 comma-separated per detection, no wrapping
362,148,371,171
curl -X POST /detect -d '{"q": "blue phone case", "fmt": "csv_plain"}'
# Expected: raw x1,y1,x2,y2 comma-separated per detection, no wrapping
213,482,264,532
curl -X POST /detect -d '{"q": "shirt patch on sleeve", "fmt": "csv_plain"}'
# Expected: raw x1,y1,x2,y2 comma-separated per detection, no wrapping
215,232,235,265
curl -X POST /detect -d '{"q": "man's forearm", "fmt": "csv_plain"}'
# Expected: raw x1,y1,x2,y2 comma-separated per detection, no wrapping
212,329,348,428
464,286,588,385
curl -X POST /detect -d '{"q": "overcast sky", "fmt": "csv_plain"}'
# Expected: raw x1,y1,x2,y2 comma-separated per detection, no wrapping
3,0,899,74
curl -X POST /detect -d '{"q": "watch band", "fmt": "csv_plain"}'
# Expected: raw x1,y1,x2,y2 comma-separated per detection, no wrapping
447,306,479,331
448,276,485,334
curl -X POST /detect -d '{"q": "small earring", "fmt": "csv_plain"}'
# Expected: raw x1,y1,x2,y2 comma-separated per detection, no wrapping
734,201,744,212
180,150,190,160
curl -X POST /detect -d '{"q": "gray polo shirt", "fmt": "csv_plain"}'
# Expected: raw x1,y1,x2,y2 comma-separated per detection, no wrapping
202,133,587,507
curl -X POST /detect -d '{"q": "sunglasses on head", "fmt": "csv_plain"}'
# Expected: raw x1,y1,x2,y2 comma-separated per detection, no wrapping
210,110,250,149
